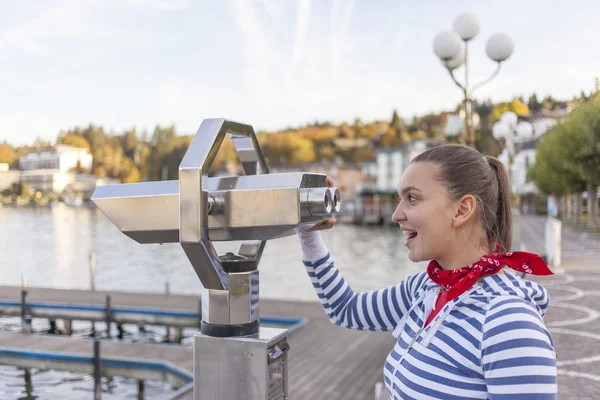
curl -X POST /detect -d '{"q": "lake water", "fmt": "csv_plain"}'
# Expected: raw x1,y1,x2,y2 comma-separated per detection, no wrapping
0,204,424,399
0,205,425,301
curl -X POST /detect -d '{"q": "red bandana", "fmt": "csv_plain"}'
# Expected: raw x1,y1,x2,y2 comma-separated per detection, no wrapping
427,251,554,303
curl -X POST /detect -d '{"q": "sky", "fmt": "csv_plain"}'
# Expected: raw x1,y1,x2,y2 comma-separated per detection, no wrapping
1,0,599,146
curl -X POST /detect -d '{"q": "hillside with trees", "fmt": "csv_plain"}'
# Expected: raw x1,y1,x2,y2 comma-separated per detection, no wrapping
528,87,600,228
0,92,589,184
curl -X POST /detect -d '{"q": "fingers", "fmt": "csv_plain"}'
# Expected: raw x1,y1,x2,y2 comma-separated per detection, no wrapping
326,176,335,188
308,218,336,232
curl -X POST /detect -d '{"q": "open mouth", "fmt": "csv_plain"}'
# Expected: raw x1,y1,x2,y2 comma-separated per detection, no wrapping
403,230,418,245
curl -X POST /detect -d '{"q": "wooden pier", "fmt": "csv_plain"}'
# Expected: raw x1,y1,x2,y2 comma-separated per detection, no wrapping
0,332,193,386
0,286,397,399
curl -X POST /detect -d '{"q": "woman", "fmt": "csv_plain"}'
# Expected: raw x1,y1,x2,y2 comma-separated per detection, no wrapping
297,145,557,399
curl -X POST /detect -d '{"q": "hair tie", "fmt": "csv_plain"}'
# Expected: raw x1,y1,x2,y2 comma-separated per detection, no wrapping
483,156,489,165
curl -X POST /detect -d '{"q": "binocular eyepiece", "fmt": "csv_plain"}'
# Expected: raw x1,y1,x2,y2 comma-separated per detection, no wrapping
302,187,341,217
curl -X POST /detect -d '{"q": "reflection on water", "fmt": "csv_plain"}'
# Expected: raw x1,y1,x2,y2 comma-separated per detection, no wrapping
0,205,425,301
0,365,176,400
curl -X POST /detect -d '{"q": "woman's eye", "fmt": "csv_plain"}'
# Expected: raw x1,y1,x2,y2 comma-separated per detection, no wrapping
408,195,416,203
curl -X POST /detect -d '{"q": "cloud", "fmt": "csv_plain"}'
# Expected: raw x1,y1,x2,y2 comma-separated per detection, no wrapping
284,0,311,87
0,0,186,58
106,0,191,10
228,0,273,100
328,0,355,80
0,1,82,56
255,0,283,19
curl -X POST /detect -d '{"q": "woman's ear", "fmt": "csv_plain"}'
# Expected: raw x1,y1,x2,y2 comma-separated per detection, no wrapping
453,194,477,228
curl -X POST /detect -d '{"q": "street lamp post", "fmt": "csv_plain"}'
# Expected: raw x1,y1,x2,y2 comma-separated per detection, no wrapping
433,13,515,149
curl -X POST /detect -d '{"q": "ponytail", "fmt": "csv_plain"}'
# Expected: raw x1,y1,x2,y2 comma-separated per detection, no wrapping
485,156,513,252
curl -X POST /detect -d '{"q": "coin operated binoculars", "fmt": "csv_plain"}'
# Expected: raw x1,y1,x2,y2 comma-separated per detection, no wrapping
92,119,341,400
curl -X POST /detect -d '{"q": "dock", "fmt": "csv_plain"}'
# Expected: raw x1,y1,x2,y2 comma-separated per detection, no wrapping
0,286,397,399
0,332,193,386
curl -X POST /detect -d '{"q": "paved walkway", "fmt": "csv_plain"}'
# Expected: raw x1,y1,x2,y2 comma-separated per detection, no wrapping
520,214,600,265
530,271,600,399
520,214,600,399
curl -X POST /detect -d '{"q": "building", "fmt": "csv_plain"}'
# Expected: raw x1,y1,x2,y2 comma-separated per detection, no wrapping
19,145,93,173
376,139,443,193
444,110,481,137
18,170,120,197
343,139,443,224
497,114,558,196
0,163,20,193
62,174,121,199
19,170,76,194
499,141,539,196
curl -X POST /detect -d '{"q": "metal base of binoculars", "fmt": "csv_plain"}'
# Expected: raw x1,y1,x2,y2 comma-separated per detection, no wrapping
195,257,290,400
194,327,290,400
91,119,341,400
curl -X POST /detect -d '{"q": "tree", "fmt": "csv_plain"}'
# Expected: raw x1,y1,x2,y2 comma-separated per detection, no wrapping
378,127,402,148
527,94,542,113
492,98,530,121
69,160,88,174
566,94,600,227
528,131,583,196
411,130,428,140
33,137,52,150
60,133,90,149
414,113,447,137
121,129,138,158
541,95,557,111
338,123,355,139
474,99,494,132
390,110,406,134
352,118,364,138
0,144,16,165
530,92,600,227
288,137,316,164
151,125,176,145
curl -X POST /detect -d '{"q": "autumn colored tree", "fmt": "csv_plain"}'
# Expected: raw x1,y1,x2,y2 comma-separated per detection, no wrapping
59,132,91,149
492,98,530,121
121,129,138,158
0,143,17,166
390,110,406,134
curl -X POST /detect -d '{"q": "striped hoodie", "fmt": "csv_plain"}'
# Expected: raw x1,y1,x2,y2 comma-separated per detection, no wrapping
299,230,557,399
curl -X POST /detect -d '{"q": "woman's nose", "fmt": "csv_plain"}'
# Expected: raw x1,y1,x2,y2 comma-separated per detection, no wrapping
391,204,406,223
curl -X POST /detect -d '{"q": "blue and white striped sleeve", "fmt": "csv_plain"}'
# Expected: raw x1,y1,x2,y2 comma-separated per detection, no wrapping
298,230,427,331
481,297,557,399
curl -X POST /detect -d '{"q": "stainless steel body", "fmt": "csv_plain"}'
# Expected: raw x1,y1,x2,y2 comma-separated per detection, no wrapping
194,328,289,400
92,173,340,244
92,118,341,399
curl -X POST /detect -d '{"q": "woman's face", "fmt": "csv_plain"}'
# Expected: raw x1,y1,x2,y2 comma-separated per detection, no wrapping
391,162,457,263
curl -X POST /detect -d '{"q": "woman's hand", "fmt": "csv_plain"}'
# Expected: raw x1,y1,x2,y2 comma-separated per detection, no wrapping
306,176,337,232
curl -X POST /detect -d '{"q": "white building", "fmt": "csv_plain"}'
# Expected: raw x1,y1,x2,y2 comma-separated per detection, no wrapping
498,144,538,195
376,139,443,192
444,110,481,137
19,145,93,173
19,170,76,194
0,163,20,192
62,174,120,199
498,114,558,195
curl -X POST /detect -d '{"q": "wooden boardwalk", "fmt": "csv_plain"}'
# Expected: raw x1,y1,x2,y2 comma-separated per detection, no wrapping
0,332,193,386
0,286,397,399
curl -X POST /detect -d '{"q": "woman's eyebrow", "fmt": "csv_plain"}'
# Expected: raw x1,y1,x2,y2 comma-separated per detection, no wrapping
400,186,422,196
